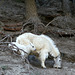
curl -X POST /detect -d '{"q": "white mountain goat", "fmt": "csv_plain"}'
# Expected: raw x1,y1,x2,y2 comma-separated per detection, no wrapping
16,33,62,68
8,42,36,58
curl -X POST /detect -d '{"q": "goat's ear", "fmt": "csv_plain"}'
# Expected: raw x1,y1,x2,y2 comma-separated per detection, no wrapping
30,43,32,46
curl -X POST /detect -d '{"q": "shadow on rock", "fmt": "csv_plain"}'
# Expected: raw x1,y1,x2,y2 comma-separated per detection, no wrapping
27,55,55,68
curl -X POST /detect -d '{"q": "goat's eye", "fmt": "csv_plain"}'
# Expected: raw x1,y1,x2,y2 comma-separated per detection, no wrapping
32,46,34,48
59,59,61,61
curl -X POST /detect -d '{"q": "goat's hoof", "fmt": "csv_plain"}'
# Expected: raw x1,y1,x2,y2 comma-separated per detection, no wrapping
42,66,46,69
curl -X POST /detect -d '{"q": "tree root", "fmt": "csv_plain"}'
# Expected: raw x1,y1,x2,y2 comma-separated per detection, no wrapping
0,34,34,74
21,17,45,34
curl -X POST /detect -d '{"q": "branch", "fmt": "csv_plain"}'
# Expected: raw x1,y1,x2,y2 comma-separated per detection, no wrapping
0,35,34,74
0,35,12,42
42,18,56,34
45,19,56,27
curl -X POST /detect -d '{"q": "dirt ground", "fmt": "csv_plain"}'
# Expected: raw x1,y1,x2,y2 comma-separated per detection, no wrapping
0,0,75,75
0,33,75,75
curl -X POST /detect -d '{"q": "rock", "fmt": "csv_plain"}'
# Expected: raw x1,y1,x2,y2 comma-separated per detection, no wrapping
28,55,54,68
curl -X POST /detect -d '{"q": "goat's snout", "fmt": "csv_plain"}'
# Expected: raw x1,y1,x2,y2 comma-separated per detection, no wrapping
34,49,36,51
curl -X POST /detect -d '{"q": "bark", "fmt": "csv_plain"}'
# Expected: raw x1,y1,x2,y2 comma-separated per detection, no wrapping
62,0,71,15
25,0,38,19
23,0,45,34
73,0,75,15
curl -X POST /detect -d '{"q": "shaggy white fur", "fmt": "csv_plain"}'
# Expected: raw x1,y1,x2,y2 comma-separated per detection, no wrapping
8,42,36,58
16,33,61,68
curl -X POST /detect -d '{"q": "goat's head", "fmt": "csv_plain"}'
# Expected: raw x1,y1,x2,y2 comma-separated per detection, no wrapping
54,54,62,69
29,43,36,51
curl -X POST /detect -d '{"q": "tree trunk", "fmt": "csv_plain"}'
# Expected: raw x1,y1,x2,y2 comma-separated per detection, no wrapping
62,0,71,16
25,0,38,19
22,0,45,34
73,0,75,15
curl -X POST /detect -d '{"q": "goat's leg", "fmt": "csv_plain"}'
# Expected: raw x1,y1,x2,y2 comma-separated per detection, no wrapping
39,52,48,68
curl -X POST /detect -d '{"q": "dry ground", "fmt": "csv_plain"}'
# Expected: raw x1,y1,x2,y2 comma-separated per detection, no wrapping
0,34,75,75
0,0,75,75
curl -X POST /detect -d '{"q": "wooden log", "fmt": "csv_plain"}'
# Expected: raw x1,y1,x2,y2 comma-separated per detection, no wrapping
3,27,22,31
4,22,22,27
